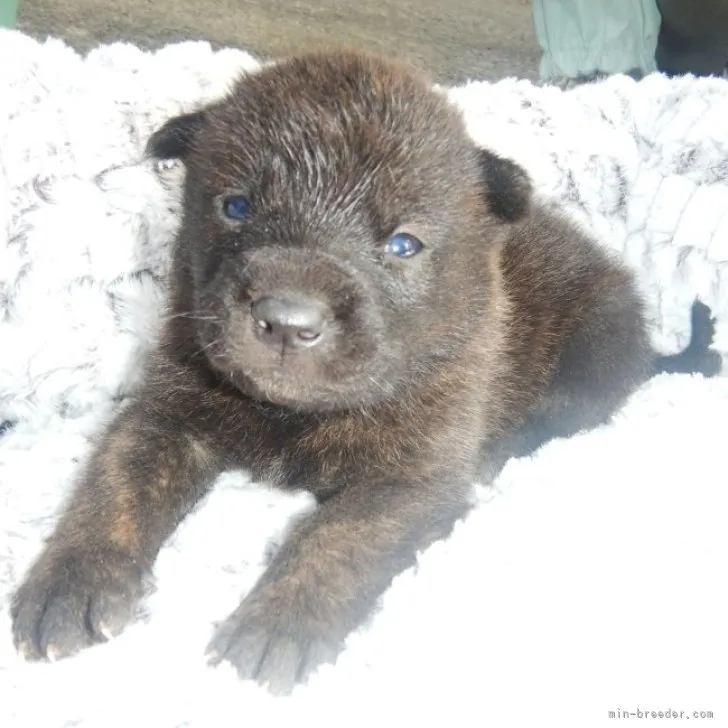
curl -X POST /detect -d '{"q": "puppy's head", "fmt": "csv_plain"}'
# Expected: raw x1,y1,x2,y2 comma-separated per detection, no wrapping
148,51,532,411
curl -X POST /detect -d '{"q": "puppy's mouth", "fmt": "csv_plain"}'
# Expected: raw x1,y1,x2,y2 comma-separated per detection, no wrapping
235,366,330,408
215,355,359,411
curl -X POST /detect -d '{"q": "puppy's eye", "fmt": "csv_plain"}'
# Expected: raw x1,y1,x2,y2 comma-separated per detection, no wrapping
222,195,251,220
385,232,423,259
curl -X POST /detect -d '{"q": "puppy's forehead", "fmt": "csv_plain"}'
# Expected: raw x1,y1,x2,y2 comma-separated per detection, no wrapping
200,52,467,187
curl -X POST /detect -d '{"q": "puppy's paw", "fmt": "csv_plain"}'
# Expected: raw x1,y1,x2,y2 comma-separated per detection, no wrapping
206,596,342,695
11,547,151,662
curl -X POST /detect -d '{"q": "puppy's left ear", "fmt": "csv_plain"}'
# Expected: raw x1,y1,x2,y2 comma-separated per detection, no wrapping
146,110,206,160
478,149,533,223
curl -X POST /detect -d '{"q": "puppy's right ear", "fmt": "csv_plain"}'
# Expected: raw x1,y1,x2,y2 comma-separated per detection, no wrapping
478,149,533,223
146,111,205,160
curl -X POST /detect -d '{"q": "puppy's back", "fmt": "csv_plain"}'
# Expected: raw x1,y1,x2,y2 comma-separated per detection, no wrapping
485,204,653,459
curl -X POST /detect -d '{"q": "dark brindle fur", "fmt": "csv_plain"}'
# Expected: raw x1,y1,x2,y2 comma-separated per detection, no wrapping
11,50,722,694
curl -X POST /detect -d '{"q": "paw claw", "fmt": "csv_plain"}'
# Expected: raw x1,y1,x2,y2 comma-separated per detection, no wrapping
205,648,222,666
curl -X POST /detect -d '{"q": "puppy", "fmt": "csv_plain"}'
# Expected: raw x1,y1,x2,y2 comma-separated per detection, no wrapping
11,50,722,694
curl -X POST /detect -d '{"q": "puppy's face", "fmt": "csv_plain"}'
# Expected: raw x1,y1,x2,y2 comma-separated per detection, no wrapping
148,52,531,411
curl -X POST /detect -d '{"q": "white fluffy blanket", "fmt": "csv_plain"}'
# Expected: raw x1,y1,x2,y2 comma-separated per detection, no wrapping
0,30,726,728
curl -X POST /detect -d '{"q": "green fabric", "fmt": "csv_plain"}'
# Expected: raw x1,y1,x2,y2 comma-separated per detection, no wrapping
532,0,661,80
0,0,18,28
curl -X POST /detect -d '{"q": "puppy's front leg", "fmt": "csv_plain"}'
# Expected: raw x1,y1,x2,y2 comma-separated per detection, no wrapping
11,393,222,661
207,477,471,694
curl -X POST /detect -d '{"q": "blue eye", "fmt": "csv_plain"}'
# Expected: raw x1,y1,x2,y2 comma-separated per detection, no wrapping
385,232,423,259
222,195,251,220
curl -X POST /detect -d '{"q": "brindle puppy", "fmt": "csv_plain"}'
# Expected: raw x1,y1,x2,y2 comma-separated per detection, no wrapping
11,50,722,694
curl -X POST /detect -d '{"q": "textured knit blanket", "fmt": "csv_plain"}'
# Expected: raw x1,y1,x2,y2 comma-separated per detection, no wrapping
0,30,726,728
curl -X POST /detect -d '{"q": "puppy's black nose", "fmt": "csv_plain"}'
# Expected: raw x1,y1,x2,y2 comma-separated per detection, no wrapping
250,295,328,349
